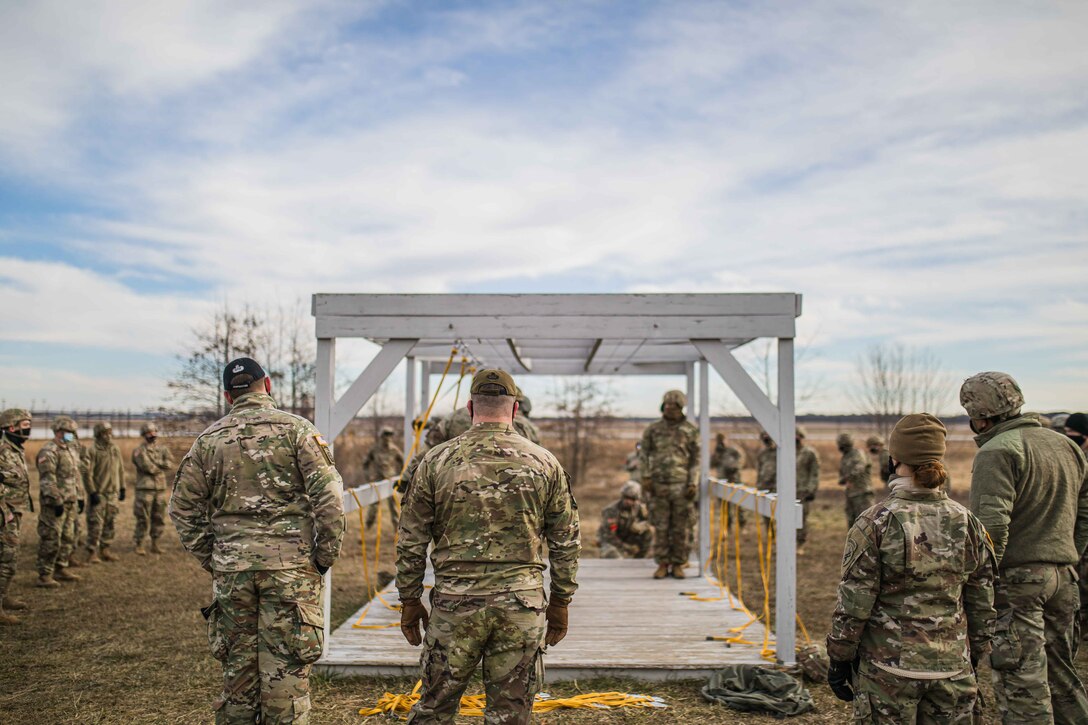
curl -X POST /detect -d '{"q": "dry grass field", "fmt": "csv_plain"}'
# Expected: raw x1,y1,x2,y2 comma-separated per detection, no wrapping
2,424,1086,723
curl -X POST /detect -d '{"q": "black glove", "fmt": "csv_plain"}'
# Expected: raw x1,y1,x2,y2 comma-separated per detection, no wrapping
314,561,329,576
400,598,429,646
89,492,101,506
119,487,127,502
970,651,980,669
828,659,856,702
53,504,65,516
77,499,85,513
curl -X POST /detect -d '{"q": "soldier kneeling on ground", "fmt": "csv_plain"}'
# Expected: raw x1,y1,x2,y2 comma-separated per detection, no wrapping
598,481,652,559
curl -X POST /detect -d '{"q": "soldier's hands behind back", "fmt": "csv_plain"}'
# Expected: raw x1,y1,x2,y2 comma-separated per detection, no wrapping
89,492,101,506
53,504,65,516
400,598,428,646
77,499,85,513
827,659,855,702
119,487,126,502
545,601,568,646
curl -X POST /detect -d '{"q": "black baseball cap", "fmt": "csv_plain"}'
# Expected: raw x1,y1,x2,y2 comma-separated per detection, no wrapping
224,357,267,391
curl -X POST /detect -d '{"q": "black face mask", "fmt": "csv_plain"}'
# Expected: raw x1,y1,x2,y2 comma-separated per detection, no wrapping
145,435,157,443
6,428,31,446
886,456,898,479
1069,434,1087,448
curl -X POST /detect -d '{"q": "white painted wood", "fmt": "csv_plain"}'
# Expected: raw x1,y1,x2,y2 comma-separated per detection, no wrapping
404,356,416,456
535,360,691,376
342,480,396,513
329,339,416,440
775,337,797,666
710,480,803,526
694,340,781,441
315,336,336,659
419,365,430,417
698,360,711,575
317,314,796,340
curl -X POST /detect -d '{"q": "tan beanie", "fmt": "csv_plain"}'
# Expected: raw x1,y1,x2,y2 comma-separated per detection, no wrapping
889,413,947,466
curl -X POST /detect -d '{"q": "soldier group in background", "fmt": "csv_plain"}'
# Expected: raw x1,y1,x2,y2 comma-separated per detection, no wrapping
362,427,403,528
794,427,820,555
132,422,174,555
866,435,891,487
710,433,742,482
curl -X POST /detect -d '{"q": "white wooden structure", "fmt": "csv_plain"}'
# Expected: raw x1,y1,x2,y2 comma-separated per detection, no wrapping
313,293,803,671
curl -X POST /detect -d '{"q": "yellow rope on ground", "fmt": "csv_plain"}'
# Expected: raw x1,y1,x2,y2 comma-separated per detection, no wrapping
358,682,667,717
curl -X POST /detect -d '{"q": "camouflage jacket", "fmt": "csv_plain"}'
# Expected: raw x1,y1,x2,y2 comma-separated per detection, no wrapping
169,393,346,572
757,445,776,490
0,435,31,514
639,417,699,485
624,451,641,482
796,445,820,500
442,407,472,440
84,440,125,496
37,439,83,504
397,422,580,602
827,484,996,672
363,440,403,481
839,447,872,497
597,499,650,552
513,413,541,444
711,442,743,481
970,415,1088,569
133,440,175,491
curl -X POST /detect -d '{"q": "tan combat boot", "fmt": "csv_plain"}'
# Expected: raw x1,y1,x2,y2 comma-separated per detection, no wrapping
3,597,28,610
0,608,19,625
134,542,147,555
671,564,687,580
36,574,60,589
653,563,670,579
100,547,119,562
149,539,162,554
54,566,81,582
86,548,102,564
66,555,82,568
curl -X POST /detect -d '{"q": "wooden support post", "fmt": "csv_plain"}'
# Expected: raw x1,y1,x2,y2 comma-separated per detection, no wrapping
698,360,711,574
404,357,416,456
775,337,797,665
315,337,335,660
420,362,430,417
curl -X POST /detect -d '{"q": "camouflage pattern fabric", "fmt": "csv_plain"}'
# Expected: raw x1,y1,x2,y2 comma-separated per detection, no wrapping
171,392,345,573
0,434,31,601
363,438,403,527
134,490,167,544
37,501,78,575
624,450,641,483
827,485,997,674
0,513,19,603
206,568,324,724
711,441,742,482
756,444,776,491
85,439,125,550
597,498,652,558
512,413,540,445
853,659,979,724
397,422,579,602
442,407,472,440
700,665,814,716
990,563,1088,724
840,446,873,527
639,416,698,566
845,492,875,528
408,590,545,725
86,494,119,551
796,444,820,546
649,483,693,565
133,439,174,491
36,439,82,504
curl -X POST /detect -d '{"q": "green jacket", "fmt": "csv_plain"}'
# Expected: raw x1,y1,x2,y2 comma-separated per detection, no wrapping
827,485,996,672
640,416,700,486
170,393,346,572
969,415,1088,569
397,422,580,602
84,440,125,496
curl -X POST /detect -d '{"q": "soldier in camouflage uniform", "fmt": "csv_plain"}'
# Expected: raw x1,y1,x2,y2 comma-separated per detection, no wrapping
624,443,641,483
795,427,820,554
827,413,997,723
597,481,652,559
640,390,699,580
756,430,776,491
171,357,345,724
397,368,579,725
68,433,89,561
961,372,1088,724
710,432,743,483
83,422,126,563
36,415,84,586
0,408,33,623
513,389,541,445
363,427,403,528
400,417,447,499
866,435,891,487
442,406,472,440
837,433,873,528
132,421,174,554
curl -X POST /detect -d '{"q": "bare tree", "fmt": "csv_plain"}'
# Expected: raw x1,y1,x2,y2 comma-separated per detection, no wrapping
259,300,316,416
547,377,616,486
719,334,826,416
852,343,953,438
362,381,398,443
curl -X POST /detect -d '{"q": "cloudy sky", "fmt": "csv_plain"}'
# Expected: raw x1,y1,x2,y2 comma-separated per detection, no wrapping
1,0,1086,417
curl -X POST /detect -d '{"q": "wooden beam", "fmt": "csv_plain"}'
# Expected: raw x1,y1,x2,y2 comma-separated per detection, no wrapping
330,339,416,439
583,339,602,372
693,340,781,441
710,480,802,527
341,479,396,514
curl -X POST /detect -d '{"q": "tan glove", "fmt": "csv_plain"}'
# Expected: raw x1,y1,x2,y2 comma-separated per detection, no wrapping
685,483,698,500
400,598,429,646
545,600,569,646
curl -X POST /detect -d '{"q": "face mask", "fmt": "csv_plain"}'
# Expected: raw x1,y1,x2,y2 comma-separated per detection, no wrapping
62,432,75,443
1069,434,1087,447
146,435,157,443
7,428,31,445
869,447,879,454
886,456,898,479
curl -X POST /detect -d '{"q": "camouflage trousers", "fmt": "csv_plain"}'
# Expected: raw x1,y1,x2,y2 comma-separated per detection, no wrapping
365,496,399,528
796,499,812,547
37,499,77,575
0,511,21,601
409,589,546,725
649,483,694,565
86,493,119,550
990,563,1088,725
134,489,167,543
205,567,325,724
853,660,979,723
599,530,653,559
845,492,874,528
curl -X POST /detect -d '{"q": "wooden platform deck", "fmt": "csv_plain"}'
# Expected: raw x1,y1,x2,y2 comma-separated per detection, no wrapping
317,558,773,682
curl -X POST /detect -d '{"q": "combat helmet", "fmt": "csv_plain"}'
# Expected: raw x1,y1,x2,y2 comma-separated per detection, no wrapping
52,415,77,433
0,408,31,428
865,435,884,448
93,422,112,437
620,480,642,499
516,389,533,417
1050,413,1070,430
661,390,687,409
139,422,158,436
836,432,854,447
795,425,808,439
380,426,395,437
960,371,1024,419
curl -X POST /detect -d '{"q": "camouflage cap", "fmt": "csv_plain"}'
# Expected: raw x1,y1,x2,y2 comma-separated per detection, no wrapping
52,415,77,433
93,422,112,437
0,408,31,427
865,435,885,447
140,422,159,436
960,371,1024,419
795,425,807,439
836,432,854,446
889,413,946,466
620,480,642,499
470,368,516,396
662,389,687,408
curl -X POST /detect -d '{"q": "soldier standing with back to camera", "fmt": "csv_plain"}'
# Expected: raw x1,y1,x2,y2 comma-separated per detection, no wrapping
83,422,126,563
36,415,84,587
171,357,345,724
640,389,699,580
397,369,579,725
0,409,33,623
132,421,174,554
960,372,1088,724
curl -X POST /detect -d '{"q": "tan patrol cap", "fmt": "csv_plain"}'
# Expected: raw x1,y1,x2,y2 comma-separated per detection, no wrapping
471,368,516,396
